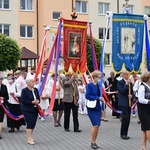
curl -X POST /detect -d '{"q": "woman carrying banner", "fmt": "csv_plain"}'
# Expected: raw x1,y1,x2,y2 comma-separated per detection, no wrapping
0,75,9,139
137,72,150,150
6,75,25,132
85,70,104,149
48,73,64,127
21,76,40,145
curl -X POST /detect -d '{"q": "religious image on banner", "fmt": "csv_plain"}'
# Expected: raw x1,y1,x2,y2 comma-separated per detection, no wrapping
112,13,144,72
121,28,135,54
68,32,81,58
63,19,87,73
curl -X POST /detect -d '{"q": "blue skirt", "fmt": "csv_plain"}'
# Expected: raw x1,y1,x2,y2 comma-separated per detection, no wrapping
87,108,101,126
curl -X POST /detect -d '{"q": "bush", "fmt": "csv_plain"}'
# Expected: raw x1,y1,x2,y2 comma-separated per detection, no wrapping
86,35,102,72
0,34,21,71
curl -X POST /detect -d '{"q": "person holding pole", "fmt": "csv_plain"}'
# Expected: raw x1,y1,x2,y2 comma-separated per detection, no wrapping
117,70,134,140
62,72,81,132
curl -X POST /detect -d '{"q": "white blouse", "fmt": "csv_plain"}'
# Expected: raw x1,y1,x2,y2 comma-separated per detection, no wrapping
138,82,150,104
6,83,21,104
48,79,64,99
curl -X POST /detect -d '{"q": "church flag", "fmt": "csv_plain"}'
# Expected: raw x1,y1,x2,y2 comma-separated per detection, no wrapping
112,14,144,72
63,19,87,73
144,19,150,71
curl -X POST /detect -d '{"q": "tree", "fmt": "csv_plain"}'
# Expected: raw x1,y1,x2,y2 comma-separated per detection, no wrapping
86,35,102,72
0,33,21,71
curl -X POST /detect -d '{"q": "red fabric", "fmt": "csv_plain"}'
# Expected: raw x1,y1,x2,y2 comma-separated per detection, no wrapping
37,105,45,117
34,30,48,80
63,19,87,73
12,96,20,103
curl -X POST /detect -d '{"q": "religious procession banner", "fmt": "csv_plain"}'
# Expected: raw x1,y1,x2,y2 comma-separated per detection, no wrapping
63,19,88,73
112,14,144,72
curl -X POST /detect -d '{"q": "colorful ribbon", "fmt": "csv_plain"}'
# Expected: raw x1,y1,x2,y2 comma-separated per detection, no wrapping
34,29,49,81
48,21,62,114
89,23,98,70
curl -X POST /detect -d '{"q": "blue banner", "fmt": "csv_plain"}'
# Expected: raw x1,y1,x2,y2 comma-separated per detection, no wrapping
112,14,144,72
145,19,150,71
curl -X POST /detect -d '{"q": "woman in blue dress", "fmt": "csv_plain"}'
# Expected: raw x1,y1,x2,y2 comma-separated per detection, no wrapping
85,70,104,149
21,76,40,145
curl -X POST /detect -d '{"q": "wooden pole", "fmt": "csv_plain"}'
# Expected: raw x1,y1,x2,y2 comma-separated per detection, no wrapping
128,73,131,107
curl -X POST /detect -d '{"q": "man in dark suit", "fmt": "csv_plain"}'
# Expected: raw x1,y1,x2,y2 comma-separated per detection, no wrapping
0,75,9,139
62,72,81,132
107,71,119,118
117,71,133,140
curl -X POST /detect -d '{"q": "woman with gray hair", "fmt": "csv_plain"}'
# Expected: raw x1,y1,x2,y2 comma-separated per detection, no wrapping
21,76,40,145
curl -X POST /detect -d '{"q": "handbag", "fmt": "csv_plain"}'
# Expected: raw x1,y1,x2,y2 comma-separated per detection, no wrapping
86,100,97,108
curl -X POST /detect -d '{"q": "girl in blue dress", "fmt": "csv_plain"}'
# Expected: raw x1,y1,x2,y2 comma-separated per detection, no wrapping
85,70,104,149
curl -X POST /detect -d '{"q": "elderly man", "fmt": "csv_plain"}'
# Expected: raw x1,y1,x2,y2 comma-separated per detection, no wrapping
117,71,134,140
0,75,9,139
62,72,81,132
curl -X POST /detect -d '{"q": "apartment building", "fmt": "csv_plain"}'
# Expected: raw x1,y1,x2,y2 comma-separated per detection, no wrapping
0,0,150,73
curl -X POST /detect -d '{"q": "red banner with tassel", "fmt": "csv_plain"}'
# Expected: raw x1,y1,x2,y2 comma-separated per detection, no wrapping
63,19,87,73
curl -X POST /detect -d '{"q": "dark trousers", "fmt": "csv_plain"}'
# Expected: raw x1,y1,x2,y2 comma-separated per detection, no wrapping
119,106,131,136
64,102,79,131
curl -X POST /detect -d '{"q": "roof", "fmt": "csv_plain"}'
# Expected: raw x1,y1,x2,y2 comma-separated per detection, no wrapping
21,47,39,59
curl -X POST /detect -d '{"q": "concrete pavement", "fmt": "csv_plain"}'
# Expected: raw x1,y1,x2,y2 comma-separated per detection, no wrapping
0,108,149,150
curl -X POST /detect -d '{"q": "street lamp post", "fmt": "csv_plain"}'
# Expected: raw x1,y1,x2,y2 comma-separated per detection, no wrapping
123,0,131,14
125,0,129,6
117,0,119,13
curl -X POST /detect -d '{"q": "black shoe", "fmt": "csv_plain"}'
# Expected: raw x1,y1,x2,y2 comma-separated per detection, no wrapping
0,135,2,139
16,127,20,130
91,143,99,149
74,129,81,132
121,135,130,140
8,128,14,133
65,129,70,132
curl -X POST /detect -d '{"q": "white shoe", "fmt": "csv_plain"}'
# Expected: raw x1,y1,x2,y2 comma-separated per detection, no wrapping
41,118,45,121
80,112,84,115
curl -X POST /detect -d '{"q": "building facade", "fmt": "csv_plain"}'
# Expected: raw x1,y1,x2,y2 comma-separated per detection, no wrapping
0,0,150,74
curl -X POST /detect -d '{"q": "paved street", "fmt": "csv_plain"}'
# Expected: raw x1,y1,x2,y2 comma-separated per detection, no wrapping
0,108,149,150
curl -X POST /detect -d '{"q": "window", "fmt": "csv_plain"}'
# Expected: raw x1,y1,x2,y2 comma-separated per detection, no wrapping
98,3,109,15
98,28,110,40
20,0,33,10
76,1,87,13
0,24,10,36
105,54,111,66
52,12,61,20
20,25,33,38
123,5,133,14
0,0,9,9
28,59,34,67
145,6,150,15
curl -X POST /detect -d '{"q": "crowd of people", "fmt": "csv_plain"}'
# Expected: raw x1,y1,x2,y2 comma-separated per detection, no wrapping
0,68,150,149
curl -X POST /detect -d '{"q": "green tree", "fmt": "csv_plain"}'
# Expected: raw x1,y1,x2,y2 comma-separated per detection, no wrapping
0,34,21,71
86,35,102,72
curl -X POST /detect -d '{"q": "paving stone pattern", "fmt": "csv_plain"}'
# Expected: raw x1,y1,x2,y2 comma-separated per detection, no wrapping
0,108,149,150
